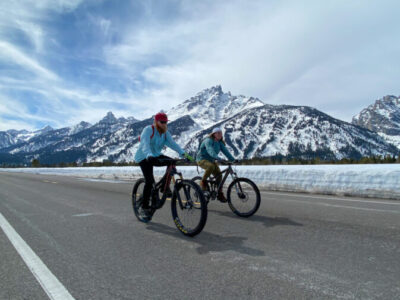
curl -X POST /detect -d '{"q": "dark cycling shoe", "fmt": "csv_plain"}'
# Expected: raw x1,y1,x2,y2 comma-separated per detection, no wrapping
217,191,227,203
165,188,173,198
140,207,153,221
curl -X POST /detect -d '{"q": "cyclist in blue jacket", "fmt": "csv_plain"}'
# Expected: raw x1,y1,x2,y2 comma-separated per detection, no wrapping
135,112,193,217
196,127,235,202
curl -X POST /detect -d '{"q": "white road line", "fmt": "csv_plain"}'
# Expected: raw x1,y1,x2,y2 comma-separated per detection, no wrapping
72,213,95,217
0,212,75,300
271,198,400,213
262,191,400,206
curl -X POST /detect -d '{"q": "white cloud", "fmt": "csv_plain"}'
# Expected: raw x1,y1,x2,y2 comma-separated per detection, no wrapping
0,41,59,81
0,94,57,128
99,18,111,36
103,0,400,121
0,0,84,52
0,118,36,131
15,20,45,52
17,0,84,14
0,0,107,130
1,0,400,132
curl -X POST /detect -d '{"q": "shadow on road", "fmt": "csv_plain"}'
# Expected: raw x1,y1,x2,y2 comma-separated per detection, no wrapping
208,209,303,228
146,222,265,257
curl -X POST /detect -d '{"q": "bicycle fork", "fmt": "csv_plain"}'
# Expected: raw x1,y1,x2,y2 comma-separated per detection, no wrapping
231,172,244,197
174,172,194,209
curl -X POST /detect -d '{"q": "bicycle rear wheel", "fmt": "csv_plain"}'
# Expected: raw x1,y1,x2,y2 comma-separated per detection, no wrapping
227,178,260,217
171,180,207,237
191,176,210,191
132,178,154,223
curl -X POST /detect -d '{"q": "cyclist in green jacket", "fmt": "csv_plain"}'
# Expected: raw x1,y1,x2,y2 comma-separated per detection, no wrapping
196,127,235,202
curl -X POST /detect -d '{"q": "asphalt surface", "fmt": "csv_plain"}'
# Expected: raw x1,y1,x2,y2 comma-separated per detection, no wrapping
0,172,399,300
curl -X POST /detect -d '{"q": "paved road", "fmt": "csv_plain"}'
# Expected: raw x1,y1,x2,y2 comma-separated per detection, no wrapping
0,172,399,300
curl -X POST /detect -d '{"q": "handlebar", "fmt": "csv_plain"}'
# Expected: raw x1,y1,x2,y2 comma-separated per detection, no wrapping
151,157,192,164
150,157,240,165
217,159,241,165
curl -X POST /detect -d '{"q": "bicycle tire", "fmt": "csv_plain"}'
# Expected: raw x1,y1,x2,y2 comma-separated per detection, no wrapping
227,178,261,217
132,178,154,223
171,180,208,237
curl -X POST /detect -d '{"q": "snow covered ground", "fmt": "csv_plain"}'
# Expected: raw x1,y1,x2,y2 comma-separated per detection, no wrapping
1,164,399,200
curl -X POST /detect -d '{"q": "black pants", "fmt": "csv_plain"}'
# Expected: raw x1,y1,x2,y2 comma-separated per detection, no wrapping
139,155,173,209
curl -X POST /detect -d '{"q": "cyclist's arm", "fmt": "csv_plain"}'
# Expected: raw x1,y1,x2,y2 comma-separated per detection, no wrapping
165,132,185,156
204,138,220,160
140,126,155,159
220,142,235,162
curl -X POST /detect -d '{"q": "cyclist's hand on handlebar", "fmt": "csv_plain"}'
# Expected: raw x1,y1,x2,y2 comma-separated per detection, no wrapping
183,153,195,162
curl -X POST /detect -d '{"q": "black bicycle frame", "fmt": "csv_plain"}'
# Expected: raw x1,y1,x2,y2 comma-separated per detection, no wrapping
209,164,238,192
153,163,191,209
156,165,177,198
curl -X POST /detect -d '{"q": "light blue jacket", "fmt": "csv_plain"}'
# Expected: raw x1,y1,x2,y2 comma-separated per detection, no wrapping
134,125,185,163
196,137,235,162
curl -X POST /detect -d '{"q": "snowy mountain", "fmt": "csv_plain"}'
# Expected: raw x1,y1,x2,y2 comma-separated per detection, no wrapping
87,115,198,163
352,95,400,149
0,115,195,164
185,104,397,160
69,121,92,135
0,126,54,149
0,131,20,149
0,112,139,163
167,85,264,128
0,86,398,165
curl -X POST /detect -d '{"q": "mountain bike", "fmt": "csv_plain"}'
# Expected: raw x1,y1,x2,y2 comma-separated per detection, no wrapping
132,158,207,237
192,160,260,217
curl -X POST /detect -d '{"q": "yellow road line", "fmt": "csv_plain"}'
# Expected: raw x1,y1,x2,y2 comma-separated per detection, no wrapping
42,180,58,184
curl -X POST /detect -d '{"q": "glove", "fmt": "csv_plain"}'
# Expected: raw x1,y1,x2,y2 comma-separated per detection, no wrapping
184,153,195,162
146,154,154,161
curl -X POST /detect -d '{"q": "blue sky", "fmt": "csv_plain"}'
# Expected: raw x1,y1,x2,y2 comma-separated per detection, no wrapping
0,0,399,131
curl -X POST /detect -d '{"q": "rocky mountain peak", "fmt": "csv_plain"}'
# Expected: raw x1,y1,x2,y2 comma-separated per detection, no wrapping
38,125,54,133
99,112,117,124
69,121,92,135
352,95,400,149
167,85,264,127
196,85,223,97
352,95,400,134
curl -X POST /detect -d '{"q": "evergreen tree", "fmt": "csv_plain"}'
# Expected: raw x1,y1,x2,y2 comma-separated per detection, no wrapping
31,159,40,168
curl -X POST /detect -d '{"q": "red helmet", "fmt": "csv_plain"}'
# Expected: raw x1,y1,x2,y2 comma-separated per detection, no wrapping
155,112,168,122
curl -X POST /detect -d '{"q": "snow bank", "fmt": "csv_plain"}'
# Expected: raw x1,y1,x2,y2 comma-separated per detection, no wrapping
1,164,399,200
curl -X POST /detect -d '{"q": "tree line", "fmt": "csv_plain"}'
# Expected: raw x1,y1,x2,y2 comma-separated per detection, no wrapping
0,154,399,168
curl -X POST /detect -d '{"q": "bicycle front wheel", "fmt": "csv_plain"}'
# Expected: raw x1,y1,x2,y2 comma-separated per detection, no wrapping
227,178,260,217
171,180,207,237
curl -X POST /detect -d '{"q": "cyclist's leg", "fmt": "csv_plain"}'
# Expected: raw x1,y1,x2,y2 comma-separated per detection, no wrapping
211,163,222,187
149,155,173,195
151,154,173,167
212,164,227,202
198,160,214,180
198,160,215,190
139,160,155,209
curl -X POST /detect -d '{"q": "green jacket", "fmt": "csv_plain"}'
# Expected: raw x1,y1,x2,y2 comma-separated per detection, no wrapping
196,137,234,162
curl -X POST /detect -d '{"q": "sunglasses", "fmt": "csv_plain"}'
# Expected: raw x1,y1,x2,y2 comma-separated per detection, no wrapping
159,121,168,124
